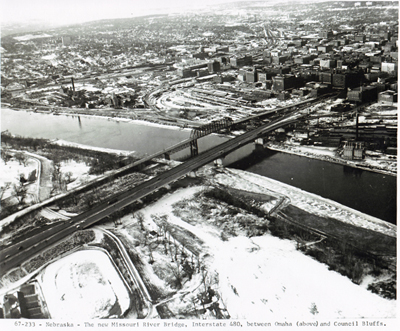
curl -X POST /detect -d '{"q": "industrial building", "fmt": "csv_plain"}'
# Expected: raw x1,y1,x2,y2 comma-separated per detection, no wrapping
378,90,398,105
272,75,303,91
347,86,378,103
230,55,253,68
343,141,365,160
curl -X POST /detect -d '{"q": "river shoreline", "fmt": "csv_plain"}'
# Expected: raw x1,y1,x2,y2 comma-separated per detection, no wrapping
1,105,191,132
266,143,397,177
2,105,396,177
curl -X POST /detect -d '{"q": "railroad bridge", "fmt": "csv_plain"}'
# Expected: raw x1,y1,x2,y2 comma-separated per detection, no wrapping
164,117,234,159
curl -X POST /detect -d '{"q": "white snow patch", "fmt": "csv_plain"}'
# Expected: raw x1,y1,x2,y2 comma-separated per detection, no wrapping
132,186,396,319
213,235,396,319
39,249,130,319
13,34,52,41
54,139,134,156
0,158,37,199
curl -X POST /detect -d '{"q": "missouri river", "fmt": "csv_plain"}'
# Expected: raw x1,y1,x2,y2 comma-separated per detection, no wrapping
2,108,396,224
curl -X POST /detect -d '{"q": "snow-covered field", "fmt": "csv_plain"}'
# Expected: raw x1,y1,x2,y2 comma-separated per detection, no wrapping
214,235,395,320
132,180,396,319
59,159,97,190
38,249,130,319
0,158,38,200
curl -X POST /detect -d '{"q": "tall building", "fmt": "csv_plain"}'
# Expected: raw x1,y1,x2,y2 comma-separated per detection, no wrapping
230,55,253,68
246,70,257,83
272,75,303,91
208,61,221,73
319,30,333,39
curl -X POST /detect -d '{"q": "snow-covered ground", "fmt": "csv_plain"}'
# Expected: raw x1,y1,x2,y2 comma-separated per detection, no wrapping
0,158,38,200
59,159,97,191
38,249,130,319
130,182,396,319
13,34,52,41
213,235,395,319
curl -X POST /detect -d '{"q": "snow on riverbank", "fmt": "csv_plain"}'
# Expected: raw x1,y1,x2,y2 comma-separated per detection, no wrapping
213,168,396,237
268,143,397,176
38,249,130,319
54,139,135,156
132,183,396,319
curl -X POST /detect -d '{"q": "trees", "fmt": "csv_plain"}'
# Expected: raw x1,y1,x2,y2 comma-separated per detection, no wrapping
135,211,146,231
14,152,27,166
27,169,37,182
1,147,12,165
13,183,28,205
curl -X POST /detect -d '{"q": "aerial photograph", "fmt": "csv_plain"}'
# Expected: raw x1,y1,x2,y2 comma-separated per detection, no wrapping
0,0,397,328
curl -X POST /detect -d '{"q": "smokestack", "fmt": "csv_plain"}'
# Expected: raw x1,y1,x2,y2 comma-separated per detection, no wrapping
356,113,359,140
71,77,75,92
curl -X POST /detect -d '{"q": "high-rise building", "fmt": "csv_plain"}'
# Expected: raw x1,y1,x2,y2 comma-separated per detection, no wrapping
230,55,253,68
246,70,257,83
319,30,333,39
208,61,221,73
272,75,303,91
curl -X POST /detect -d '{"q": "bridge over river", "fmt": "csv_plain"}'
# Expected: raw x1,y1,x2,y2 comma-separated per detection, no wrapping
1,111,302,275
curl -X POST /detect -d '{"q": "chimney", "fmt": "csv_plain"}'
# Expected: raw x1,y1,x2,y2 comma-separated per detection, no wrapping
356,113,359,140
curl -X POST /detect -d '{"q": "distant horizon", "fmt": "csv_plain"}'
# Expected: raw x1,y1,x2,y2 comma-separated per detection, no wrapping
1,0,324,27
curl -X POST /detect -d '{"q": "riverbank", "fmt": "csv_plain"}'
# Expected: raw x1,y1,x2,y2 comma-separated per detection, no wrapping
53,139,136,156
266,142,397,177
214,168,396,238
1,103,192,131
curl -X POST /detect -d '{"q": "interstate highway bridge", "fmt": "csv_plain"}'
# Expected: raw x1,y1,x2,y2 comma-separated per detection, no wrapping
0,112,302,275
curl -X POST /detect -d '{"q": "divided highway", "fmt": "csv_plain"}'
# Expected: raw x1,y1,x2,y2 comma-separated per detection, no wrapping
0,112,301,275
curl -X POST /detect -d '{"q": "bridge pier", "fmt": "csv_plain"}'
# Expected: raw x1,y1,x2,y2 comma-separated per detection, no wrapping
163,153,170,160
214,158,224,167
255,138,264,146
190,139,199,157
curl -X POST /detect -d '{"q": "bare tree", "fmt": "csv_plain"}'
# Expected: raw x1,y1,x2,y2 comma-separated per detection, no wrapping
136,212,146,231
14,152,26,166
1,149,12,165
13,183,28,205
168,259,183,289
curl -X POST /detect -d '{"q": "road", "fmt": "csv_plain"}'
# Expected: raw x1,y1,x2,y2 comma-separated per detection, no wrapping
0,112,301,275
102,229,155,318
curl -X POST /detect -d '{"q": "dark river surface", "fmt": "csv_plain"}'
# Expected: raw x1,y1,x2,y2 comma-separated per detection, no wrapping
230,148,397,224
2,108,396,224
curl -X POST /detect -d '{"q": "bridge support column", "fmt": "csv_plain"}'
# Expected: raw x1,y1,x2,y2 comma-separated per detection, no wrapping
190,139,199,157
255,138,264,146
164,153,170,160
214,158,224,167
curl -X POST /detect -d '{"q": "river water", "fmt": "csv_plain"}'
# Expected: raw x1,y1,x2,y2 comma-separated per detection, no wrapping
2,108,396,224
231,148,397,224
1,108,227,158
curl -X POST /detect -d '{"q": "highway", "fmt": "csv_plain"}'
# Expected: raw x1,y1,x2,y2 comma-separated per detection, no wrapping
0,111,301,275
